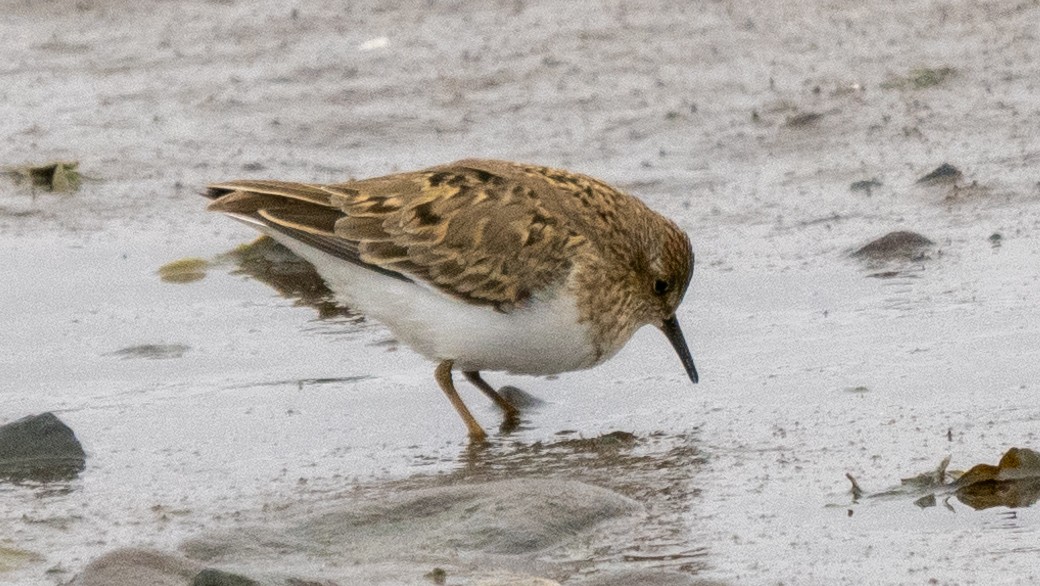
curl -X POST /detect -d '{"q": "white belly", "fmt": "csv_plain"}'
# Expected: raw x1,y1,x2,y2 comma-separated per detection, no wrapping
265,232,599,375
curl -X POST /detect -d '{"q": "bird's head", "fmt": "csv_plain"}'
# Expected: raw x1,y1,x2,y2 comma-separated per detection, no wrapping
638,223,698,384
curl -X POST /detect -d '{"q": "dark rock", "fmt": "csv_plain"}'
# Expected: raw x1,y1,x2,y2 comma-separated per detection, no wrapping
916,163,962,184
0,412,86,482
193,568,259,586
852,231,934,261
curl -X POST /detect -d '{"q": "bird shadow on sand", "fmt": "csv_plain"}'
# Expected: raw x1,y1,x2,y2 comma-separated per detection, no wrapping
160,236,357,320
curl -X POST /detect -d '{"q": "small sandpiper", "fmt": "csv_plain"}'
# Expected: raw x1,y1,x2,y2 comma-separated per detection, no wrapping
205,159,698,441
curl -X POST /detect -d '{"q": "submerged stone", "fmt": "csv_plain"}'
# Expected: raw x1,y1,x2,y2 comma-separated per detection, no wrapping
74,479,632,585
183,478,639,561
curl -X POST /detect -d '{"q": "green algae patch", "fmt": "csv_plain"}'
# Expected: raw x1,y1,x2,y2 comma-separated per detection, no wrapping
4,161,81,192
0,545,42,573
158,257,209,283
882,66,956,90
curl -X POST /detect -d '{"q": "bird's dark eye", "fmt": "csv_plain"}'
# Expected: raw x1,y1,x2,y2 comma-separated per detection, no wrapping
654,279,671,295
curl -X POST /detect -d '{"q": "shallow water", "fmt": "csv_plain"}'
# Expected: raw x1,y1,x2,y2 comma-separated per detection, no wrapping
3,0,1040,584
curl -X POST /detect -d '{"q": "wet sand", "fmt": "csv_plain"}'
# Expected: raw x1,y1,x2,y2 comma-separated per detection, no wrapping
2,1,1040,584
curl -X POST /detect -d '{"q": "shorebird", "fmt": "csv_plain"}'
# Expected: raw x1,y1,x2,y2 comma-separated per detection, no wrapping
206,159,698,440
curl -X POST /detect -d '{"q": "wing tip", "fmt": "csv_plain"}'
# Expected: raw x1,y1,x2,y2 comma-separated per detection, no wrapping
203,186,232,203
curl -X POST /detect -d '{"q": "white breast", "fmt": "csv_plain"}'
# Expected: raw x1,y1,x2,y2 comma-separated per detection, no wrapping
264,232,599,375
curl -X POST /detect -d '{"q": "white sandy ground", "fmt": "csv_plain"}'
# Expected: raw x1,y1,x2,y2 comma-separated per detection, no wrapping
2,0,1040,584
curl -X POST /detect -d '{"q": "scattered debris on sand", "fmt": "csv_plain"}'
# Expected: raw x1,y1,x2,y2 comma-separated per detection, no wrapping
3,161,81,192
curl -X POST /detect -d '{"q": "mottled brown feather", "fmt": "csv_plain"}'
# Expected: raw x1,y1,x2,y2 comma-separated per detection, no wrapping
206,159,691,325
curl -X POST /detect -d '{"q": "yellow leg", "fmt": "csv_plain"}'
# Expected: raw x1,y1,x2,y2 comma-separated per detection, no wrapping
463,371,520,420
435,360,487,441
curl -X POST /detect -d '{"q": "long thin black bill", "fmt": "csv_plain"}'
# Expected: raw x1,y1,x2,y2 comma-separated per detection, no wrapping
660,315,699,384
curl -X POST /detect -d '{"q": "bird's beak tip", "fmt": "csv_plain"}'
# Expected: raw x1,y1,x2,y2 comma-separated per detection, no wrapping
660,315,699,385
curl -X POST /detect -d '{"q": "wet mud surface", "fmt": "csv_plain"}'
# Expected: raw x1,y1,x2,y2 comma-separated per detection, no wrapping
2,0,1040,584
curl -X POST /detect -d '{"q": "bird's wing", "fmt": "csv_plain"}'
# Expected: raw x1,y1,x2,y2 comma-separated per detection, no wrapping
206,161,588,309
205,179,405,281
